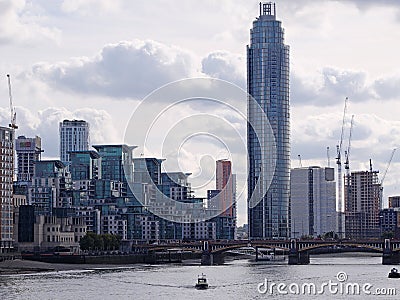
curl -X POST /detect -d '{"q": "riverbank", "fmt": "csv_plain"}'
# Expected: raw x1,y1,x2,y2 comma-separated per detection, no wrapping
0,259,83,275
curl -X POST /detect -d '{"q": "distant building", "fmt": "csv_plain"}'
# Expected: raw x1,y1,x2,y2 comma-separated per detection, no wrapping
0,126,15,252
160,172,192,202
102,214,127,240
59,120,89,165
345,170,382,239
215,159,236,218
206,160,237,240
69,150,101,181
15,135,42,184
290,167,337,238
389,196,400,208
380,208,400,239
15,209,86,253
29,160,72,214
93,145,136,194
133,158,164,185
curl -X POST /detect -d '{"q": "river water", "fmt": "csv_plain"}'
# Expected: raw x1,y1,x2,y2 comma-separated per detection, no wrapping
1,253,398,299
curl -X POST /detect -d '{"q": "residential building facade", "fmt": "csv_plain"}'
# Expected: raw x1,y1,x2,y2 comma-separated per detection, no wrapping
59,120,89,165
345,171,382,239
0,126,15,252
290,167,337,238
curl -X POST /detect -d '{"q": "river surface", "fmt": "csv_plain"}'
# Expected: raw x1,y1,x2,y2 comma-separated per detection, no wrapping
1,253,399,299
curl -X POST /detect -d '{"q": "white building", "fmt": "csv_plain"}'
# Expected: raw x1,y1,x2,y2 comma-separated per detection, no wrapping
290,167,337,238
59,120,89,165
102,215,127,240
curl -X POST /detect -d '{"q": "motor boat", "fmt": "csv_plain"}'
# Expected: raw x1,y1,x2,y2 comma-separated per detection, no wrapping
195,273,209,289
388,268,400,278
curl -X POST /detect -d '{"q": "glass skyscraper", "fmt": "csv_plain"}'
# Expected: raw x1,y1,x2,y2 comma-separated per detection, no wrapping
247,2,290,239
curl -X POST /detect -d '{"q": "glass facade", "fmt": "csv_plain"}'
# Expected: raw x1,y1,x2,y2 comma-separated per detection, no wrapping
247,2,290,239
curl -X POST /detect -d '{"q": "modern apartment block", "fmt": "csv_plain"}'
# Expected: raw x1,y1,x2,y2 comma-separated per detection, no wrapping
345,170,382,239
215,159,236,218
290,167,337,238
15,135,42,184
0,126,15,252
247,2,290,239
59,120,89,165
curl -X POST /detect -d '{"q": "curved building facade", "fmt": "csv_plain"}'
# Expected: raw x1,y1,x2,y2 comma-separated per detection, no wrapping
247,2,290,239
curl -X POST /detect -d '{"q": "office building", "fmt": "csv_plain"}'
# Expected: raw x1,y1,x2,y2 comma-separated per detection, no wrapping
15,135,42,184
389,196,400,208
247,2,290,238
345,170,382,239
0,126,15,252
59,120,89,164
290,167,337,238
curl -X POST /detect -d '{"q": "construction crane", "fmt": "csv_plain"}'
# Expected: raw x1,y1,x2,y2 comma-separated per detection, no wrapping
298,154,302,168
344,115,355,176
7,74,18,129
336,97,348,238
381,148,396,185
343,115,354,224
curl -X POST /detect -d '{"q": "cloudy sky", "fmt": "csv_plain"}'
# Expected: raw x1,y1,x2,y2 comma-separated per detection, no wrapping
1,0,400,225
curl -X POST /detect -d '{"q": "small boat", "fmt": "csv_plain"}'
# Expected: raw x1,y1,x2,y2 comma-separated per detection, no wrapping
195,273,209,289
388,268,400,278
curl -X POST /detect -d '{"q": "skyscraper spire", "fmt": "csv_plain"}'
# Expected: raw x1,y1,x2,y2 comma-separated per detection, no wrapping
247,2,290,239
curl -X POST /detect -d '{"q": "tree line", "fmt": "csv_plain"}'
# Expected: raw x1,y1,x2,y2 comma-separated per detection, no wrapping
79,232,121,251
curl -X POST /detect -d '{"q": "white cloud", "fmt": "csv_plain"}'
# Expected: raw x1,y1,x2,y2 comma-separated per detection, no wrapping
0,0,60,45
61,0,121,16
0,106,118,159
201,51,245,88
31,40,199,99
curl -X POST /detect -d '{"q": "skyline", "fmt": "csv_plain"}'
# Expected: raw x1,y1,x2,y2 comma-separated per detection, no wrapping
1,1,400,225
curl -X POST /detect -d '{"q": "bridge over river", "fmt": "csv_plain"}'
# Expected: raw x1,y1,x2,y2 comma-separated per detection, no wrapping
131,239,400,265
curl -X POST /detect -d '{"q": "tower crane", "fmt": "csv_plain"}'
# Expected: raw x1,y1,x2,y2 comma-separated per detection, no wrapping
7,74,18,129
336,97,348,238
344,115,355,176
377,148,396,210
381,148,396,186
344,115,354,219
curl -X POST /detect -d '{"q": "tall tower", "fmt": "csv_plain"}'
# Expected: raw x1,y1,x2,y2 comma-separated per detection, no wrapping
59,120,89,165
247,2,290,239
216,159,236,218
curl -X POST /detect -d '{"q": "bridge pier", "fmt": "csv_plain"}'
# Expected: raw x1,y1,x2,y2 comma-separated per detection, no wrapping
288,239,309,265
288,250,310,265
200,251,225,265
382,239,400,265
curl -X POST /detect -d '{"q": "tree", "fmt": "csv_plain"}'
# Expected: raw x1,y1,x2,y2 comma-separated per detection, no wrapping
382,231,394,239
79,234,94,251
93,234,104,250
103,234,113,250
